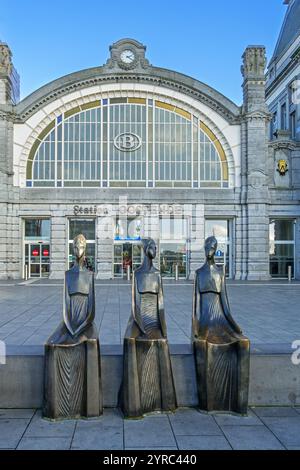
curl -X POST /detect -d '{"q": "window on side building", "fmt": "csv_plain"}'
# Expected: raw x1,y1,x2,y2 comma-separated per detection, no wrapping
269,219,295,279
280,102,287,130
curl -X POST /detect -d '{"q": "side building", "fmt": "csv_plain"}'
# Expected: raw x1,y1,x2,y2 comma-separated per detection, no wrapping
266,0,300,280
0,35,294,280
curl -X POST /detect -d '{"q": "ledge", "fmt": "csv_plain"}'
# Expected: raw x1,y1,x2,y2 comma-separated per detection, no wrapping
5,342,293,357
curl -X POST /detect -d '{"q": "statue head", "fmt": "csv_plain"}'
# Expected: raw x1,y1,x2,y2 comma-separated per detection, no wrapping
73,234,86,261
204,236,218,260
142,238,156,260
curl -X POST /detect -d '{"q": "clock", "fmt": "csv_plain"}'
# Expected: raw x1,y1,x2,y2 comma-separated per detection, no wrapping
120,49,136,64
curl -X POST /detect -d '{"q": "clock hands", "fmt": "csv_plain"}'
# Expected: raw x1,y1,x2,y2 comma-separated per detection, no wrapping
121,50,135,63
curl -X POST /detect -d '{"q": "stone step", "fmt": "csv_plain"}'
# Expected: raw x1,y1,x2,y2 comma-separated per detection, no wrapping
0,344,298,408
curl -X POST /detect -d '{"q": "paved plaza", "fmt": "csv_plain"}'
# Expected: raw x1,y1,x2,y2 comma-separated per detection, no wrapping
0,406,299,450
0,280,299,347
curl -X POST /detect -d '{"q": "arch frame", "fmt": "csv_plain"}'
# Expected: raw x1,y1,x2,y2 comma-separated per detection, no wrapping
14,84,240,189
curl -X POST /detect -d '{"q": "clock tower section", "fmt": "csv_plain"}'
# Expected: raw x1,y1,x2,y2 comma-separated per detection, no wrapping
105,38,151,72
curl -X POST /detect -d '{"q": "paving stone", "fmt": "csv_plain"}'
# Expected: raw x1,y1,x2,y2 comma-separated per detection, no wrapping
0,419,30,449
71,409,123,450
169,408,221,436
124,414,176,448
24,410,76,438
1,282,300,346
176,435,232,450
0,409,35,419
252,407,300,418
221,425,285,450
17,437,71,450
260,417,300,447
214,409,263,426
126,447,178,450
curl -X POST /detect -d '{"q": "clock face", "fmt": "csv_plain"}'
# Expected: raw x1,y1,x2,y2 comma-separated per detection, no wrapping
120,49,135,64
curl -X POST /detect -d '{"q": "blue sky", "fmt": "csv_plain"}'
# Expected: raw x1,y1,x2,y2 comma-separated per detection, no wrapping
0,0,287,104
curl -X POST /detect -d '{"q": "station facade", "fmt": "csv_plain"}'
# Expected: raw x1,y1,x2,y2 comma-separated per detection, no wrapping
0,25,299,280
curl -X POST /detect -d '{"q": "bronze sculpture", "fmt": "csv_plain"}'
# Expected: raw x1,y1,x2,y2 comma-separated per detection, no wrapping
43,234,103,420
192,236,250,414
120,238,177,418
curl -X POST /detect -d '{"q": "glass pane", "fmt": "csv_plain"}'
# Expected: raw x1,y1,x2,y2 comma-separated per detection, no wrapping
160,218,187,240
114,264,123,277
25,219,50,239
85,243,95,271
30,264,40,277
205,220,228,242
41,264,50,278
269,219,294,242
30,244,41,263
132,244,142,260
132,244,142,271
270,243,294,278
114,244,123,260
122,244,132,273
41,244,50,263
160,243,187,278
69,219,95,241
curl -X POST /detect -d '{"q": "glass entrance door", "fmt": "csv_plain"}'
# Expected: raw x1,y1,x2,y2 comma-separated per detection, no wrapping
113,242,142,278
25,242,50,278
160,242,188,279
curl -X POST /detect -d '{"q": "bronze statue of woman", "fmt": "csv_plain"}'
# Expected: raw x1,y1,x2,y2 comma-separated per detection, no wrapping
120,238,177,418
43,234,103,420
192,236,250,415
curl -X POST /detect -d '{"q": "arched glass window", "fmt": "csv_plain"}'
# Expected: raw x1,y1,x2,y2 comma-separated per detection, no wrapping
26,97,229,188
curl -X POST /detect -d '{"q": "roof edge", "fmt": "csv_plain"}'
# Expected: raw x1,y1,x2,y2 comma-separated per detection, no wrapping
15,65,241,123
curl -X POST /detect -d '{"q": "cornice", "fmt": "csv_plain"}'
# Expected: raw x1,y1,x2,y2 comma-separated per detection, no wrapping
15,69,241,124
266,58,299,98
0,110,16,122
242,110,272,122
269,140,297,151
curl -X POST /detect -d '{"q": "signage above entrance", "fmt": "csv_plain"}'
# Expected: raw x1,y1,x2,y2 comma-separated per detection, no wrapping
73,204,183,217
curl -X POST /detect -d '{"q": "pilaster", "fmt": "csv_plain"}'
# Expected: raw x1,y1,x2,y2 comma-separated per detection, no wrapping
241,46,271,280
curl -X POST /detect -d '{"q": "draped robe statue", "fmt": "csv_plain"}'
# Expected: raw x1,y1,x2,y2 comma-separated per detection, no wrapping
43,234,103,420
192,236,250,414
120,238,177,418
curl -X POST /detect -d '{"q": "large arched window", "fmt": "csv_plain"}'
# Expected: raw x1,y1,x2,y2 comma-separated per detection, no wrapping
26,97,229,188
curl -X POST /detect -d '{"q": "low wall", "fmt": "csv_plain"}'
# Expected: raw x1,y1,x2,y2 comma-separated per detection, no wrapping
0,344,299,408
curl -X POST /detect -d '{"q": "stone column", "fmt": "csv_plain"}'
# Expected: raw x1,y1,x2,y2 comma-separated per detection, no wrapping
294,218,300,280
96,214,113,279
49,213,67,279
0,42,20,279
190,203,205,279
241,46,271,280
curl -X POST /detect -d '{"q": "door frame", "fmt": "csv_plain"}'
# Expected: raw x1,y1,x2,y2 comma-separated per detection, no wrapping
113,240,143,279
24,241,51,279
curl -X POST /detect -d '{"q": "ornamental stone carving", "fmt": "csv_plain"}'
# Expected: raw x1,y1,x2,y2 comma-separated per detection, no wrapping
0,42,12,75
248,169,267,190
241,47,266,80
